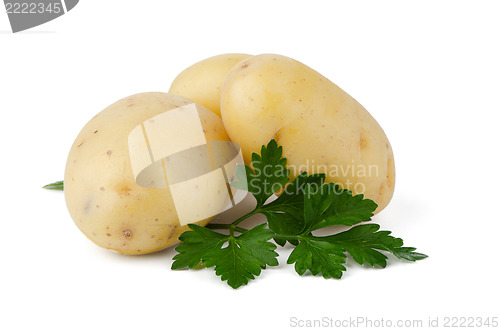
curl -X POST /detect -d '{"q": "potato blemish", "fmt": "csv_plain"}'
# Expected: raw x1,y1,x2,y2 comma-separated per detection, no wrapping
386,158,394,188
122,229,133,239
167,226,177,240
118,186,131,197
359,131,369,149
83,199,92,214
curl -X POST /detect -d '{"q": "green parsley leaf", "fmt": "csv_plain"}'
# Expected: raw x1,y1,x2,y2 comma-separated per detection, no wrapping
286,223,428,278
287,237,346,279
43,180,64,190
262,172,325,246
303,183,378,232
232,139,290,206
171,224,227,269
172,224,278,289
328,224,428,264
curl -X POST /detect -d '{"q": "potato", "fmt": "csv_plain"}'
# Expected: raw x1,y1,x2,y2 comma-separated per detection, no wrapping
64,92,230,255
169,53,251,117
221,54,395,213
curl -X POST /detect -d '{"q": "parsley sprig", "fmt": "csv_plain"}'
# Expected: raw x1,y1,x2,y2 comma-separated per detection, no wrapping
172,140,427,289
42,180,64,190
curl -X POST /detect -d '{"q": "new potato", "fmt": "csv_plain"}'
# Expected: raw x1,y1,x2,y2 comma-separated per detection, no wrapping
221,54,395,213
169,53,251,117
64,92,230,254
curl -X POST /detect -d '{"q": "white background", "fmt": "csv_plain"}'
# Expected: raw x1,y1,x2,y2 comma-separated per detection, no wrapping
1,1,499,330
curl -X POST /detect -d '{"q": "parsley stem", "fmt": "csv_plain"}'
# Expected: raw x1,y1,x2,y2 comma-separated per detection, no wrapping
206,223,248,233
233,226,248,234
232,208,261,226
272,233,337,242
207,208,263,236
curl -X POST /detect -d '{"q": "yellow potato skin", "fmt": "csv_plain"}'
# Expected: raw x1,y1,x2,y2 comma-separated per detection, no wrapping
221,54,395,213
64,92,230,255
169,53,251,117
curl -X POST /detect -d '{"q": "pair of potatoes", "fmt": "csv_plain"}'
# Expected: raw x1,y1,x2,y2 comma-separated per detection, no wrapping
65,54,395,255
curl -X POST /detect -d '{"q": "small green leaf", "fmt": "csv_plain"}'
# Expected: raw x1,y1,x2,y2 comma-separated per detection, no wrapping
265,172,326,217
287,238,346,279
233,140,290,206
263,172,325,244
43,180,64,191
264,211,304,245
303,183,338,232
172,224,278,289
287,224,428,278
304,184,378,232
321,224,428,267
391,247,429,262
172,224,227,270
